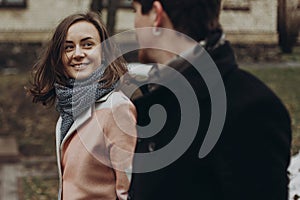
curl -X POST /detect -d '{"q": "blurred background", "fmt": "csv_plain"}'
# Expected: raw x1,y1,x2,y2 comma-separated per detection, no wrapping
0,0,300,199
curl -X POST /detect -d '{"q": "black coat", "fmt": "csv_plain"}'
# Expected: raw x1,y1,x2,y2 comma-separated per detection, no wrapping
126,42,292,200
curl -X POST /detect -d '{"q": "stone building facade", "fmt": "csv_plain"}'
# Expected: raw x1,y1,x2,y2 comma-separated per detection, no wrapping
0,0,299,44
0,0,92,42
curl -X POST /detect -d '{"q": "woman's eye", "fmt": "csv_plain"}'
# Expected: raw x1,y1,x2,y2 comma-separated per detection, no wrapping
64,45,74,52
83,42,93,48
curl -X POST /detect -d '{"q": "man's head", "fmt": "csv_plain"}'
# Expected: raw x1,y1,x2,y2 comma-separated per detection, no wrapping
133,0,222,42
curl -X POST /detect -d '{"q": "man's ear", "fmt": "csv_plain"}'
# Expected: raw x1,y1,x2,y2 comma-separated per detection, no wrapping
151,1,164,27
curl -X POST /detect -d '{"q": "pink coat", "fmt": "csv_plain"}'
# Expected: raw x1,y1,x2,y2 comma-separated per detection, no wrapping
55,91,137,200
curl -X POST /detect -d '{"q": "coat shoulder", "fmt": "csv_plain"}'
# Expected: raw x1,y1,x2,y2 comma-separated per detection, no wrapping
95,91,134,111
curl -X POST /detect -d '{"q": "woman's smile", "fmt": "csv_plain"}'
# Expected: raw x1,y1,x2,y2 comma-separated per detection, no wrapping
71,63,90,71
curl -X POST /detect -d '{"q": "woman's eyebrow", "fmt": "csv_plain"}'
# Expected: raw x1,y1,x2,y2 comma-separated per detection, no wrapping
80,37,94,42
65,37,94,43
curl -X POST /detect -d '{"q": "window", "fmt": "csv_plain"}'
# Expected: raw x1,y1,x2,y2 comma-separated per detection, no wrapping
102,0,132,9
0,0,27,8
222,0,250,11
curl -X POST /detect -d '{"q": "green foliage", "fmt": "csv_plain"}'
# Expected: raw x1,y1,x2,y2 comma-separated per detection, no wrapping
1,67,299,155
0,73,58,156
21,177,58,200
1,64,300,199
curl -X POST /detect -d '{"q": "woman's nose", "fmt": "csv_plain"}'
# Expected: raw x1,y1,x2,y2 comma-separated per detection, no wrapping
73,46,85,59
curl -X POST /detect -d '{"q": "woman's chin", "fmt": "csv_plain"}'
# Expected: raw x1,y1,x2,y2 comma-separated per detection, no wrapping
67,66,97,80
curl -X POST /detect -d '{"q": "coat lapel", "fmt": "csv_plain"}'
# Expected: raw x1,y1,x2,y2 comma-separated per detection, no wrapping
59,106,92,148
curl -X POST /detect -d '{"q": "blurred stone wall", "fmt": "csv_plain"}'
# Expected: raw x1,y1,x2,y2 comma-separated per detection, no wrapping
0,0,299,71
220,0,278,44
0,0,92,42
0,0,298,44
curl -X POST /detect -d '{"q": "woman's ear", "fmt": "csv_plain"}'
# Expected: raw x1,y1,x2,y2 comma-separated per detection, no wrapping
151,1,164,27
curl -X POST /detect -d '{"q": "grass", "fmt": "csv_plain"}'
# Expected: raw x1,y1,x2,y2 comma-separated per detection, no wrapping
280,46,300,63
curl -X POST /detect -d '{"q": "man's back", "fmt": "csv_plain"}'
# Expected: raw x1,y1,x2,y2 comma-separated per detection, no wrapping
128,42,291,200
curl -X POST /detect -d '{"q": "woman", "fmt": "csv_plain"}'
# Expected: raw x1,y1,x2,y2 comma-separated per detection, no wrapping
29,12,137,200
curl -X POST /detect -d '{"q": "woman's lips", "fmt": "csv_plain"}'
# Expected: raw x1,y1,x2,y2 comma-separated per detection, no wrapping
71,63,89,71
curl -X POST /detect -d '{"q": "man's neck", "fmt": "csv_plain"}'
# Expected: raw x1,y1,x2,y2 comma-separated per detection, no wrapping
159,36,197,64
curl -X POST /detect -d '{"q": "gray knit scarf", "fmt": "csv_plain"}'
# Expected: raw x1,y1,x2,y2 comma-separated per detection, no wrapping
54,65,115,142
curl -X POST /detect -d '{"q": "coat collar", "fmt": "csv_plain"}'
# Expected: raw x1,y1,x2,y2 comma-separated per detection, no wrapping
143,41,237,99
165,41,238,84
121,41,237,101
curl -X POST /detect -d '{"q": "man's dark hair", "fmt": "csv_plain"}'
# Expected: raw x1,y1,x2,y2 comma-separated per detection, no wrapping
134,0,222,41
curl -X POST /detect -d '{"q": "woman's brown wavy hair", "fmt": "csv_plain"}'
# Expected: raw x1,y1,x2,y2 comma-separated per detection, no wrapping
28,11,127,106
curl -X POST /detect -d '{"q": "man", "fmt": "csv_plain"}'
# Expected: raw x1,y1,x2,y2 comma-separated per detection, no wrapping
126,0,292,199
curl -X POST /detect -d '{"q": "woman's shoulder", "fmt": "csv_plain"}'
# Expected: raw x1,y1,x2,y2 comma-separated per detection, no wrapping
95,90,134,110
94,91,137,124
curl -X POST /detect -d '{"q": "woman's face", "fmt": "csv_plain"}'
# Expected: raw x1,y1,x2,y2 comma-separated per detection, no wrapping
62,21,102,79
